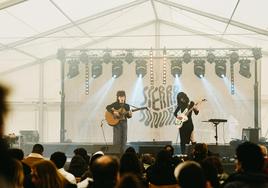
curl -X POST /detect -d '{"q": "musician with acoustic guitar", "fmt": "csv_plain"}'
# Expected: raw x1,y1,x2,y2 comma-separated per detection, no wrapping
106,90,132,154
174,92,200,154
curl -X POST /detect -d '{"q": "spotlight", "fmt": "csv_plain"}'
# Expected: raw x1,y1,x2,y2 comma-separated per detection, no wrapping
182,50,191,64
125,49,134,64
91,60,102,78
79,52,89,63
194,59,205,78
230,51,239,64
112,60,123,78
215,59,226,78
135,59,147,77
239,59,251,78
252,48,262,60
171,59,182,78
207,51,216,64
103,49,111,64
67,59,79,79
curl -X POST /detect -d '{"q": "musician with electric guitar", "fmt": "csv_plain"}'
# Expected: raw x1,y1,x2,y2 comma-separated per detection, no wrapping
174,92,206,154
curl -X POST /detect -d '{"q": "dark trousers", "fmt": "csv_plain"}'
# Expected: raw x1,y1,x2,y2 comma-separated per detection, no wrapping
179,125,193,154
113,120,127,154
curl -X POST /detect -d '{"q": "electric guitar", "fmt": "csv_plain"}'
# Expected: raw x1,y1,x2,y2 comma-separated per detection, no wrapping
105,107,148,126
175,99,206,128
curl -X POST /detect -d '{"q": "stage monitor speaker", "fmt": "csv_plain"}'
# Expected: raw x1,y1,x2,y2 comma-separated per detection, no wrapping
242,128,259,143
20,130,39,143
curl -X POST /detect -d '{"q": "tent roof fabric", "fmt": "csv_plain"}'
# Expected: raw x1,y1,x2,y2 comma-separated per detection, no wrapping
0,0,267,73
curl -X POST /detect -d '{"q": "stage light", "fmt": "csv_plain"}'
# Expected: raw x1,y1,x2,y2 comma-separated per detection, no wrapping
171,59,182,78
135,59,147,78
79,52,89,63
182,50,191,64
239,59,251,78
67,59,79,79
215,59,226,78
103,50,111,64
207,51,216,64
91,60,102,78
112,60,123,78
230,51,239,64
125,49,134,64
194,59,205,78
252,48,262,60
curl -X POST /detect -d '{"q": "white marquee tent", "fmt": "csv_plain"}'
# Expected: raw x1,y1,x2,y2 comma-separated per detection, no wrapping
0,0,268,147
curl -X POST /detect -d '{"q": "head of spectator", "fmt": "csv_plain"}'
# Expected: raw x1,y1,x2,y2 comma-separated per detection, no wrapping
120,152,142,176
201,158,220,188
32,144,44,155
0,84,9,136
90,151,104,169
31,160,66,188
259,144,268,158
50,151,67,169
91,155,119,188
8,148,24,161
74,147,90,165
235,141,264,173
0,84,14,187
116,173,145,188
125,146,136,154
192,143,208,163
164,144,175,156
174,160,206,188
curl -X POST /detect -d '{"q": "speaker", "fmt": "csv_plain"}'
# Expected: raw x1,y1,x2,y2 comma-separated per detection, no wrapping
242,128,259,143
19,130,39,143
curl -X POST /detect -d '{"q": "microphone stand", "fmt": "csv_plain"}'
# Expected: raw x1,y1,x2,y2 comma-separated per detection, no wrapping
100,119,108,152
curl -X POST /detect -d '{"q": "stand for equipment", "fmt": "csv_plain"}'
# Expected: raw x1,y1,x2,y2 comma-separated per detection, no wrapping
203,119,227,145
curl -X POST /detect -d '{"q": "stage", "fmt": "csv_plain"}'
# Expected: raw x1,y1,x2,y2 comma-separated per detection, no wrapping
20,141,236,158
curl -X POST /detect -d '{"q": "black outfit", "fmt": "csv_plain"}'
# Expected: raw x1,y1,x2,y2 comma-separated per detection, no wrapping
106,102,131,154
174,101,199,154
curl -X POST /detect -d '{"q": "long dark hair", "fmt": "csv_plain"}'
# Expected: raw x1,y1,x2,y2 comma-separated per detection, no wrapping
177,92,189,105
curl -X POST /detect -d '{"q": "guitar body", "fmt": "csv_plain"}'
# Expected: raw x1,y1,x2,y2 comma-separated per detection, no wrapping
105,111,120,126
105,107,147,126
175,109,189,128
174,99,206,129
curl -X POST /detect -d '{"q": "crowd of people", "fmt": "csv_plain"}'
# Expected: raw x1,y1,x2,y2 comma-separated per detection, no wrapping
2,84,268,188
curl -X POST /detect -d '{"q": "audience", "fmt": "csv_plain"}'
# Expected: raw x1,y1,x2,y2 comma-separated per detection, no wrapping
146,149,177,186
116,173,145,188
31,160,77,188
50,151,77,185
87,155,119,188
174,160,206,188
68,151,88,178
223,141,268,188
22,143,44,167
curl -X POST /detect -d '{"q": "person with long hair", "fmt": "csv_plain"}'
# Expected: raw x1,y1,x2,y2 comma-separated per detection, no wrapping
31,160,76,188
174,92,199,154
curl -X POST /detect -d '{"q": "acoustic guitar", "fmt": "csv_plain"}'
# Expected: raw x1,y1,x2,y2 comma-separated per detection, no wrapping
105,107,147,126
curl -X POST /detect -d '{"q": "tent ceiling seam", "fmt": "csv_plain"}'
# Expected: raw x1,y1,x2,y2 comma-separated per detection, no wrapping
0,0,148,52
155,0,268,37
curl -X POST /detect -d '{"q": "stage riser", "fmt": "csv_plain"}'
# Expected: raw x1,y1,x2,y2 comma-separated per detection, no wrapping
20,142,235,159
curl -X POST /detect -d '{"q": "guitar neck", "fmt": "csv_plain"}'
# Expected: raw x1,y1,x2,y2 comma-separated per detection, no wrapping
131,107,147,112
